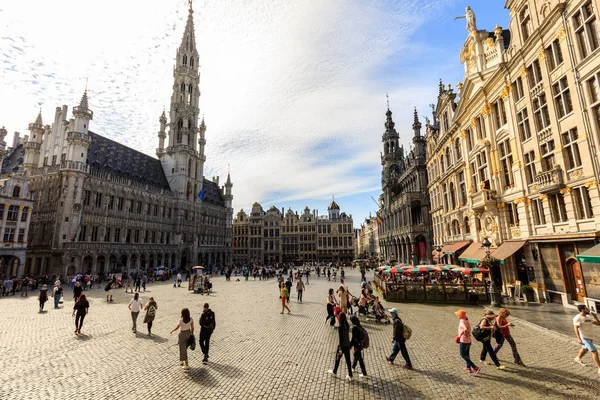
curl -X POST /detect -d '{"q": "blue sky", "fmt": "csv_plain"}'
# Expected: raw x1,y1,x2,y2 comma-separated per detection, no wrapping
0,1,510,226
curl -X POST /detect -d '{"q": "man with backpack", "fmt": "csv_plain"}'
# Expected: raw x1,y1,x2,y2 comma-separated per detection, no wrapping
199,303,216,364
385,308,413,370
350,315,368,377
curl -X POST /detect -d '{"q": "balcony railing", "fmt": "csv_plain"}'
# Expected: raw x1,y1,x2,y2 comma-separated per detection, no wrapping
60,161,90,173
470,189,496,209
535,166,565,194
24,142,41,150
67,132,91,143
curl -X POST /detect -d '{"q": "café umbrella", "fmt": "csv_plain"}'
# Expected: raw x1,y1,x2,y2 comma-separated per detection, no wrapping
451,267,489,275
406,265,442,274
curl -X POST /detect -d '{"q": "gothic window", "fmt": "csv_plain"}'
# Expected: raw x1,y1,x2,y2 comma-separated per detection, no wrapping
181,83,185,93
12,186,20,198
445,147,452,167
464,216,470,234
183,55,187,65
177,120,183,144
190,57,194,68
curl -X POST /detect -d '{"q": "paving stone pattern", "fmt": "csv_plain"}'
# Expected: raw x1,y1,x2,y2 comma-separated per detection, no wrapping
1,270,599,400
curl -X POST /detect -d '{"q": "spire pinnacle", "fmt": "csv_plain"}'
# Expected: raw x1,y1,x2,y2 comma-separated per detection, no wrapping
79,90,89,109
386,92,390,110
189,0,193,12
413,107,419,125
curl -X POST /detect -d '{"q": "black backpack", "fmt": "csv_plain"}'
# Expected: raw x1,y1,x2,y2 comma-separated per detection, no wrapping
472,319,489,342
104,283,111,292
202,310,215,330
359,326,370,349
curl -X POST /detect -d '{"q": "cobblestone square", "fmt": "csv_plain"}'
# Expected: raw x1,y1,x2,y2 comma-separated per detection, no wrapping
1,269,600,400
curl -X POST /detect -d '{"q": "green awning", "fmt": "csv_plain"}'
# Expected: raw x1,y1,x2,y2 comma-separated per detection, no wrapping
576,243,600,263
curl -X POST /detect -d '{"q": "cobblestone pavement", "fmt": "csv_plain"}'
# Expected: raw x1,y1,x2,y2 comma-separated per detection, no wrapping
1,270,600,400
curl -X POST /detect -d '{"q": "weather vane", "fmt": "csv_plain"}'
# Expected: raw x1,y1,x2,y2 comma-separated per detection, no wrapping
386,92,390,109
189,0,193,11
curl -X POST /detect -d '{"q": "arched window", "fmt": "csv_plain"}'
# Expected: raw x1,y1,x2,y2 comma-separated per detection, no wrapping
180,82,185,93
183,55,188,65
440,155,445,171
520,7,532,42
445,147,452,167
443,184,448,211
177,120,183,144
452,220,461,236
190,57,194,68
449,182,456,209
464,216,471,234
12,186,21,198
455,138,462,160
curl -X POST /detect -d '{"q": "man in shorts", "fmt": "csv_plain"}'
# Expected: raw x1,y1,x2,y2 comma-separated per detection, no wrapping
573,304,600,374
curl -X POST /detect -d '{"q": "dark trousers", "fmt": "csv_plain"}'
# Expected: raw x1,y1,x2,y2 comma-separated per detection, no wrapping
75,312,86,330
389,339,411,367
326,304,335,325
352,348,367,375
333,345,353,376
459,342,477,369
480,340,501,366
200,330,212,359
297,290,303,302
493,333,522,363
147,320,153,333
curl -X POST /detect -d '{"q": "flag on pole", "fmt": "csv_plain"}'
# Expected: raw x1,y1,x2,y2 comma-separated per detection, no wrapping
198,188,206,200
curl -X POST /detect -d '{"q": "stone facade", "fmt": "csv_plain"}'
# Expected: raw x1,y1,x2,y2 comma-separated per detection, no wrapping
12,4,232,277
355,215,380,259
0,129,33,277
232,201,354,265
428,1,600,304
378,107,433,264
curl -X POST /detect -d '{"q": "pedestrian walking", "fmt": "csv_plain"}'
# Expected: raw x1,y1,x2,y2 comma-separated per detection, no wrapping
386,308,412,369
350,315,367,378
170,308,194,370
573,304,600,373
296,277,305,302
199,303,216,363
135,276,141,292
326,288,337,326
129,292,144,334
478,310,504,369
125,275,133,293
143,297,158,336
105,279,114,302
280,282,291,314
53,284,63,309
328,311,353,381
327,268,331,281
493,308,525,366
285,278,292,303
38,284,49,312
142,276,147,292
72,294,89,334
337,286,348,314
177,272,182,287
332,269,337,282
73,281,83,303
455,309,479,375
21,277,29,297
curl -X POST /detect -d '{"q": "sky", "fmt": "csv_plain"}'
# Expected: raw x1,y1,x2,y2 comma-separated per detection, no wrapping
0,0,509,227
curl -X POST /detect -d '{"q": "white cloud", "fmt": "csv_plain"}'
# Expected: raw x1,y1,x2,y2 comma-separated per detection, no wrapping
0,0,451,215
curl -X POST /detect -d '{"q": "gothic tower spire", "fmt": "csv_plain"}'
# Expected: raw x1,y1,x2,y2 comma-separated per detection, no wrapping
160,1,205,200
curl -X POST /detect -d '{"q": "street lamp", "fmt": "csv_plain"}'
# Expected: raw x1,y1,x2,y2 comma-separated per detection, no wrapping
435,245,443,264
482,237,501,307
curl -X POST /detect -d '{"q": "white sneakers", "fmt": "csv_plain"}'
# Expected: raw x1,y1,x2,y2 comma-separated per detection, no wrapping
574,357,586,366
345,375,352,381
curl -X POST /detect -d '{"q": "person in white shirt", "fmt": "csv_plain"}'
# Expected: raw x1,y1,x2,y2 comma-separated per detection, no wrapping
128,292,144,334
573,304,600,373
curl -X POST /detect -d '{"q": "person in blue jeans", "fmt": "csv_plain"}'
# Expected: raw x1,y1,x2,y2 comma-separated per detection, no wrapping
53,284,63,309
385,308,412,369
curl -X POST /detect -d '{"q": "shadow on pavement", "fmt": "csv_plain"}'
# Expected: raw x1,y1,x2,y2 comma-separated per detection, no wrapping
205,361,244,378
74,333,93,341
358,375,427,399
137,334,169,343
185,366,219,386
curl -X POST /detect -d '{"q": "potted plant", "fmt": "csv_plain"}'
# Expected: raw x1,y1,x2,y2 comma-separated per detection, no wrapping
520,285,535,302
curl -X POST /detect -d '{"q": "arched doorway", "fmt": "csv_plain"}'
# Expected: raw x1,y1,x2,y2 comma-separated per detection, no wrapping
180,249,189,270
565,257,587,302
414,235,427,264
97,255,106,275
109,255,118,272
83,255,93,274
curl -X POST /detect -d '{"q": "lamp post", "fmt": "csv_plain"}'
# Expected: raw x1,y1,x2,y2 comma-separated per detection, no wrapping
482,237,501,307
435,245,443,264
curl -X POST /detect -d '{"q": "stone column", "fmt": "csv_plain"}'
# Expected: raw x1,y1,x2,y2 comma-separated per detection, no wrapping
560,188,577,230
15,206,24,244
